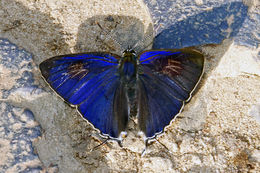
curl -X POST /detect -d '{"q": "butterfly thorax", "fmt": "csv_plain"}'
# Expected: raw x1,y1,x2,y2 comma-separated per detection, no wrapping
119,49,137,82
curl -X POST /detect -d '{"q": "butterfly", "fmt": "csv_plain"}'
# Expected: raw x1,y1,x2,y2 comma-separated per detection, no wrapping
39,47,204,147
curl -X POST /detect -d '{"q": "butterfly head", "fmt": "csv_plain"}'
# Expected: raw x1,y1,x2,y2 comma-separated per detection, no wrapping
122,48,136,60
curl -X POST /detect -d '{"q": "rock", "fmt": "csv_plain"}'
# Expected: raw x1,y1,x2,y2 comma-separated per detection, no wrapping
0,0,259,172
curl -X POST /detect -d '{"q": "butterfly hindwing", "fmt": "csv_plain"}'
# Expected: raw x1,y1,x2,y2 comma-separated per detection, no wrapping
137,48,204,139
78,79,129,138
40,53,129,139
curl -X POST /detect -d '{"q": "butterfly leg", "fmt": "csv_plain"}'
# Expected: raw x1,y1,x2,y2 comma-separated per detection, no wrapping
91,136,124,151
90,138,110,152
141,139,149,157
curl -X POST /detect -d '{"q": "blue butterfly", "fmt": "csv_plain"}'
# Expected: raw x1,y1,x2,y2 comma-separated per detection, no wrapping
40,48,204,146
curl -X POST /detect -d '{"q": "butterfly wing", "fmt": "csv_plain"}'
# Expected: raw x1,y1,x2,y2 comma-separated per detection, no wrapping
40,53,129,139
137,48,204,139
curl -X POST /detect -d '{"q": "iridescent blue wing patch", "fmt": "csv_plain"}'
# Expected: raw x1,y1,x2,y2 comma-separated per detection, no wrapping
137,48,204,140
40,53,129,139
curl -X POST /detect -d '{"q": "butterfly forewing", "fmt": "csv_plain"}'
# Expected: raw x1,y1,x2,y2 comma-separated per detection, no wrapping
137,49,204,139
39,52,129,139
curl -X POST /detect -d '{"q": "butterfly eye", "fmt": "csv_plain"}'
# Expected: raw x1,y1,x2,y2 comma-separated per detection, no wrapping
130,50,136,54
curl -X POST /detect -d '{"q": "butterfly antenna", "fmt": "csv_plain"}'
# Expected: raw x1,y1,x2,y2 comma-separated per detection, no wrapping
131,28,154,53
96,22,124,53
132,18,163,53
90,138,109,152
134,37,154,53
153,16,163,35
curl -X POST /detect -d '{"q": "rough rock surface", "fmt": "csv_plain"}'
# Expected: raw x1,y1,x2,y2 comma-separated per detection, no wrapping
0,0,259,172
